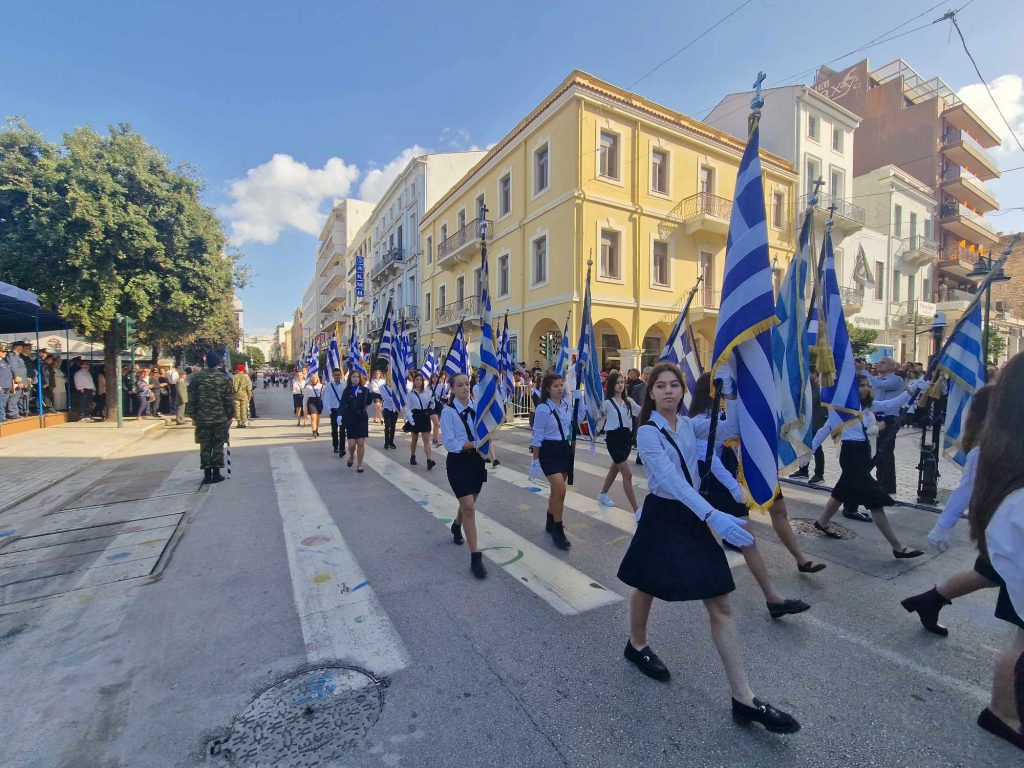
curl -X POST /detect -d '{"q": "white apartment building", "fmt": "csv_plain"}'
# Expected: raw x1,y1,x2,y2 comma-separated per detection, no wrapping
315,199,373,344
300,277,319,353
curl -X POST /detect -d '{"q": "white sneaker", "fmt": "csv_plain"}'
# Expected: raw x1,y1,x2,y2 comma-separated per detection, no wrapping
598,492,615,507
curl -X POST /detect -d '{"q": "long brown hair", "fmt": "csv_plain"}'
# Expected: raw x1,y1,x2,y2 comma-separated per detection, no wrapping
960,385,993,454
637,363,685,426
540,372,563,403
969,353,1024,556
687,372,713,418
604,371,622,400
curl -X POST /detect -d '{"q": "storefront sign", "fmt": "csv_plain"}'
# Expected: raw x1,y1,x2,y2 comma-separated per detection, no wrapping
355,256,365,297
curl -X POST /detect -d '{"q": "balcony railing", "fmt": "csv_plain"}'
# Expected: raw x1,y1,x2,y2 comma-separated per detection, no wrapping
397,305,419,324
840,287,865,308
937,287,976,303
435,295,480,326
694,287,721,308
438,218,491,263
678,192,732,220
800,191,866,225
939,201,998,238
939,245,980,268
370,247,405,281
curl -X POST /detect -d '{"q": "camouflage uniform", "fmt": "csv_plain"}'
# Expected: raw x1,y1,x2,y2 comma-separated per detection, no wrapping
232,371,252,426
185,368,234,469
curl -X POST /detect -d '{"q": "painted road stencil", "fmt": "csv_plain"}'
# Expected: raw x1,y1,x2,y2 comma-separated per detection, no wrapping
269,447,409,675
363,446,622,616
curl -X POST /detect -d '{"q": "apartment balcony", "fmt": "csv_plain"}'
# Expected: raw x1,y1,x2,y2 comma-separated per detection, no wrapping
396,305,420,325
936,287,976,312
321,263,345,292
840,287,865,314
898,235,939,269
370,247,406,282
434,295,481,329
939,201,1000,247
890,299,937,328
940,168,999,214
321,292,345,313
799,191,866,236
942,132,1000,181
665,192,732,237
437,218,492,269
943,102,1002,149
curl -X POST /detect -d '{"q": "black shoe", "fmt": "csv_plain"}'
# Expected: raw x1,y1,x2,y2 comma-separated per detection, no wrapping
451,522,464,545
894,547,924,559
788,467,809,479
900,587,950,636
813,521,842,539
766,599,811,619
347,459,354,468
842,507,871,522
623,641,670,682
470,552,487,579
410,455,417,465
808,475,825,485
732,698,800,734
551,522,571,550
210,469,226,483
202,468,212,484
491,459,500,467
797,560,826,573
426,459,436,471
545,512,554,533
977,707,1024,750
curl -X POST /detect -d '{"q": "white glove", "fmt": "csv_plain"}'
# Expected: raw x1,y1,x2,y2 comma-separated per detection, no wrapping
728,484,746,505
706,510,754,548
927,523,952,552
911,378,929,393
529,459,541,480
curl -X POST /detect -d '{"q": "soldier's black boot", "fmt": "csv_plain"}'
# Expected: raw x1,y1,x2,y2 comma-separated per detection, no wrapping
202,468,212,484
211,468,226,483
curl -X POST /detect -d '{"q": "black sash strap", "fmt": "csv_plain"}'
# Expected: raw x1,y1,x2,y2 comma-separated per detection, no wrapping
547,401,567,442
611,398,626,431
645,420,696,489
329,383,342,410
451,404,475,444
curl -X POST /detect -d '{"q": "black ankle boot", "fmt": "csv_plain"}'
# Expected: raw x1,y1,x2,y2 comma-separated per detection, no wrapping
450,522,464,545
551,522,571,550
545,512,554,533
470,552,487,579
901,587,951,636
202,468,212,484
210,468,226,483
732,698,800,734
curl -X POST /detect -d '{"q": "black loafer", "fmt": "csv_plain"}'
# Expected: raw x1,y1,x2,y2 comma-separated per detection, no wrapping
624,641,670,682
767,599,811,619
451,522,464,545
470,552,487,579
732,698,800,734
842,508,871,522
977,707,1024,749
894,548,924,559
813,521,842,539
426,459,436,471
798,560,826,573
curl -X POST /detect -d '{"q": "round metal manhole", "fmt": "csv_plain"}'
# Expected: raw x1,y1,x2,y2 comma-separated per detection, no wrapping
791,518,857,540
209,665,386,766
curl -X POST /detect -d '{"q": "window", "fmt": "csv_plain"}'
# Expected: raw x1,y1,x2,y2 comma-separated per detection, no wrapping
499,173,511,217
830,168,844,199
440,224,448,243
532,236,548,285
699,166,715,196
874,261,884,301
909,212,918,239
699,251,714,291
534,144,549,194
497,253,510,297
439,285,447,308
652,241,669,286
832,127,844,152
425,291,431,318
599,131,620,179
923,269,931,300
923,218,933,239
475,194,486,220
457,209,466,231
893,269,902,302
771,192,785,229
456,275,465,303
427,235,433,264
893,204,903,236
807,114,819,140
473,267,482,299
805,157,821,197
651,148,668,194
600,229,621,279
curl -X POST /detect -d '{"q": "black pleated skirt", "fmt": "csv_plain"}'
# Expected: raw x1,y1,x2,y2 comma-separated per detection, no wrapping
408,409,431,433
606,427,633,464
446,451,487,499
306,397,323,415
831,441,894,509
539,439,571,477
975,556,1024,629
617,494,735,602
344,416,368,440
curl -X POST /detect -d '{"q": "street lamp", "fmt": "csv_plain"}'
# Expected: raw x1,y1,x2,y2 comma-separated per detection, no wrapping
966,250,1012,366
917,311,949,505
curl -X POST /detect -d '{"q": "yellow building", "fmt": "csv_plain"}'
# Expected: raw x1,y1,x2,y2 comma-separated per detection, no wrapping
419,71,797,371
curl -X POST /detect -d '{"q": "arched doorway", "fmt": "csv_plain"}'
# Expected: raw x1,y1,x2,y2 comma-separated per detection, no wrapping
528,318,562,370
593,318,631,371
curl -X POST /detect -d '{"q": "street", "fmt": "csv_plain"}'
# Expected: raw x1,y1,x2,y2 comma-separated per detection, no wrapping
0,388,1017,768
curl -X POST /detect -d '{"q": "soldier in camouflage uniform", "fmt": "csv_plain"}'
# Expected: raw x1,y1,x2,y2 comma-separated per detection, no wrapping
185,351,234,484
232,364,252,428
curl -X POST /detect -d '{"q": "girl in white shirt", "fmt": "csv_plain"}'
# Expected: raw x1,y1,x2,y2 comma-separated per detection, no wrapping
530,373,573,550
370,370,384,424
405,372,436,470
596,372,641,512
292,370,306,427
302,374,324,438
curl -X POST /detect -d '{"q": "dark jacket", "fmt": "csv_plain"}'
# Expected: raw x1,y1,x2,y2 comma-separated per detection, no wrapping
340,385,372,427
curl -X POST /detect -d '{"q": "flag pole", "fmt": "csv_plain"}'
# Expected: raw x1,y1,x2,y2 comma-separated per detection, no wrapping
568,256,592,486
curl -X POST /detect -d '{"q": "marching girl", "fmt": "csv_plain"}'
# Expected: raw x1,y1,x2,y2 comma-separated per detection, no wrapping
430,373,449,447
292,368,307,427
687,374,810,619
340,370,373,472
380,376,400,450
370,369,385,424
405,372,436,470
617,363,800,733
812,374,928,557
597,372,641,513
530,372,573,550
302,373,324,438
902,385,995,636
441,372,488,579
966,352,1024,750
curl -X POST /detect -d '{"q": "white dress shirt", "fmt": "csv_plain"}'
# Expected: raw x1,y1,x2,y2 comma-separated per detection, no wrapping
636,410,717,521
811,389,914,454
531,398,573,446
321,380,345,411
405,389,434,422
73,369,95,392
292,378,305,395
441,398,477,452
600,397,639,431
380,384,399,413
988,488,1024,618
370,377,383,394
302,383,323,408
935,447,979,530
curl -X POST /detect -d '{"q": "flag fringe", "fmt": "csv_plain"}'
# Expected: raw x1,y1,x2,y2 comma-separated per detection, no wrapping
709,316,779,381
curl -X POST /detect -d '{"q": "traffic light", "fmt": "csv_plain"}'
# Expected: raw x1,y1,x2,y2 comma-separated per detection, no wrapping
118,314,137,351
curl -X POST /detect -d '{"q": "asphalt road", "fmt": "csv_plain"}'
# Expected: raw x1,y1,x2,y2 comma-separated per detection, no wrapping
0,387,1017,767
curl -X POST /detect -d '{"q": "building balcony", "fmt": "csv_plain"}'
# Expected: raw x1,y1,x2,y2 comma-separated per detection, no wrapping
898,235,939,269
434,295,481,329
321,292,345,313
942,132,1000,181
370,247,406,282
939,202,1000,246
937,246,981,278
936,287,976,312
940,168,999,214
890,299,938,328
800,191,866,235
321,263,345,292
665,192,732,237
942,102,1002,149
396,305,420,325
840,287,865,314
437,218,492,269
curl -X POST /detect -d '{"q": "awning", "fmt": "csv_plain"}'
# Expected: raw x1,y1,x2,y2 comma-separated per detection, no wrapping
0,280,70,334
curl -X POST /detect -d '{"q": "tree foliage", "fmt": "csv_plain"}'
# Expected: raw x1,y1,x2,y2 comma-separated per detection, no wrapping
984,327,1007,364
847,322,878,358
244,346,266,368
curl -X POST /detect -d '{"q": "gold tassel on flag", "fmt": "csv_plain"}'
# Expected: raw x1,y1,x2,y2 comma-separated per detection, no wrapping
815,331,836,387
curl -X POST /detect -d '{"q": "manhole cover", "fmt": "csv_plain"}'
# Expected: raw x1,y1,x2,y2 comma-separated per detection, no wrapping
209,665,386,766
791,518,857,540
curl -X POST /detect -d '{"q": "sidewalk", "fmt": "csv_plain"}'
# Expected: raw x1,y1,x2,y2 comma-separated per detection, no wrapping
0,417,166,516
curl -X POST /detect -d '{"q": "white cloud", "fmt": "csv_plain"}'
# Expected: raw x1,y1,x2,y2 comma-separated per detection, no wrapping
220,154,360,245
957,74,1024,155
357,145,427,202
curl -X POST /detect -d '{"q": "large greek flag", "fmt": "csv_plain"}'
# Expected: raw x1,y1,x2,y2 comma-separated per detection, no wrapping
659,284,703,408
444,321,470,377
816,228,861,426
308,340,321,381
576,263,604,440
379,322,394,364
389,319,409,411
472,238,505,458
710,118,780,509
554,316,571,377
327,336,342,373
772,211,814,470
936,301,984,465
498,314,514,401
347,325,367,377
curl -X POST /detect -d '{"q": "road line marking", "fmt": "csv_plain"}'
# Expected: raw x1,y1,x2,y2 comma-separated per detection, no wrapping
363,447,622,616
269,447,409,675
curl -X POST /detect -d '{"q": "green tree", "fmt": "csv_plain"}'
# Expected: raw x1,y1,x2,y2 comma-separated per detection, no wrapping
847,322,878,358
244,346,266,368
0,118,245,417
984,327,1007,364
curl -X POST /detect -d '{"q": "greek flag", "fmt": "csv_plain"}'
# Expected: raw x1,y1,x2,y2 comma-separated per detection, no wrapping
816,228,861,425
498,314,514,400
420,350,437,379
308,341,320,381
379,321,394,364
347,325,366,377
389,320,409,411
554,316,571,377
327,336,342,373
576,263,604,441
936,301,984,465
772,211,814,470
660,285,703,408
710,117,780,509
473,241,505,459
444,321,470,377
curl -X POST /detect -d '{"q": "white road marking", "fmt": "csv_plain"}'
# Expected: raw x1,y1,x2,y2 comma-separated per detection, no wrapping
363,447,622,615
269,447,409,675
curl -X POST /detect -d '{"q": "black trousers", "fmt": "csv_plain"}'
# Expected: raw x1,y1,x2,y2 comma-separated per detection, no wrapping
874,415,899,494
329,408,346,452
383,409,398,446
813,445,825,477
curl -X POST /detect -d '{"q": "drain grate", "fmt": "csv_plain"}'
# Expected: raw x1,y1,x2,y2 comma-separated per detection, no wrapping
209,665,387,766
791,518,857,540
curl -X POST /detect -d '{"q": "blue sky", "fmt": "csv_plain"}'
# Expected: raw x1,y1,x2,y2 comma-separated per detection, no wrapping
3,0,1022,334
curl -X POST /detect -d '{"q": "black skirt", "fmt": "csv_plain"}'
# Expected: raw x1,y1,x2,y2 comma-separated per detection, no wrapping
446,451,487,498
539,439,571,477
831,441,894,509
697,459,749,518
306,397,323,415
408,408,431,433
345,417,369,440
292,394,304,409
974,556,1024,629
618,494,735,602
606,427,633,464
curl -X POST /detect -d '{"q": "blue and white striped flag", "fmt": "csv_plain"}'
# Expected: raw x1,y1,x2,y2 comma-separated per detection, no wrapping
710,115,780,509
554,316,571,377
444,321,470,377
772,211,814,471
347,324,367,377
936,301,984,465
379,321,394,364
576,263,604,442
308,341,320,381
420,350,438,379
660,284,703,408
327,336,342,373
499,314,514,401
472,233,505,459
816,228,861,427
389,319,409,411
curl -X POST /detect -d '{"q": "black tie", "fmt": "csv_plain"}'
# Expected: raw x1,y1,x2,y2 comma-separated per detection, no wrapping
465,407,476,418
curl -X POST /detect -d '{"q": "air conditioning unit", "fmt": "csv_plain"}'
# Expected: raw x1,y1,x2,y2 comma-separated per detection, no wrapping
994,301,1008,312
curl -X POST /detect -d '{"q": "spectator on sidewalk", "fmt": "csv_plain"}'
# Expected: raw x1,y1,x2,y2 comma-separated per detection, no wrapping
135,368,151,419
7,341,28,417
49,357,67,412
93,365,106,419
166,365,180,415
0,343,12,423
73,360,96,421
174,366,188,425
